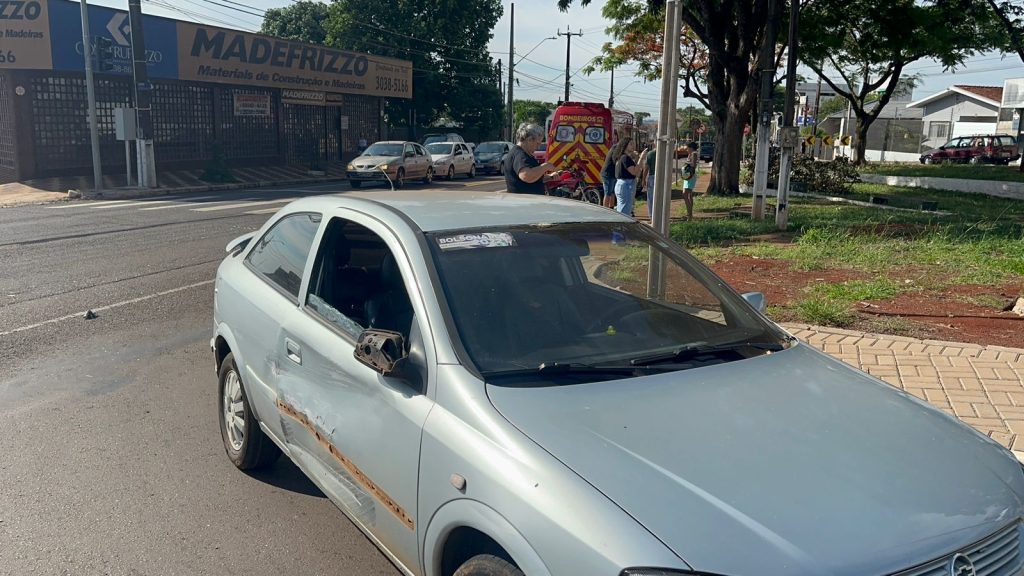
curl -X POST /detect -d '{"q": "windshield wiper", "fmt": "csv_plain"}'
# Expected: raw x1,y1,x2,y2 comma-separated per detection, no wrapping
629,341,787,367
483,362,661,379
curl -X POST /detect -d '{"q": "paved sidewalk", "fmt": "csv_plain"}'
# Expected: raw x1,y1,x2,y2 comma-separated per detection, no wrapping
783,323,1024,455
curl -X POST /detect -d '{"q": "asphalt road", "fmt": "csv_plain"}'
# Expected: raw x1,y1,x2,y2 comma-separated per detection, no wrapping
0,176,507,576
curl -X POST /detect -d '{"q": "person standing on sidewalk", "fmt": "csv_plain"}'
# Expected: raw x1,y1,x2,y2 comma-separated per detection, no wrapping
614,138,639,216
639,145,657,215
681,141,699,220
600,141,621,209
503,123,559,194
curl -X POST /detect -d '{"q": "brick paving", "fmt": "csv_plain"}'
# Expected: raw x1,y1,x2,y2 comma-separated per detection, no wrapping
782,323,1024,455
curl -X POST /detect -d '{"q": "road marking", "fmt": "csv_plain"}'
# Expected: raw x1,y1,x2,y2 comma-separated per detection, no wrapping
192,197,298,212
46,200,133,209
0,279,215,338
463,180,498,187
137,197,225,210
89,199,176,209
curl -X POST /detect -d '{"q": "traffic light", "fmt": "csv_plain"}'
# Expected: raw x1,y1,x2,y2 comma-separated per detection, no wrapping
95,36,114,73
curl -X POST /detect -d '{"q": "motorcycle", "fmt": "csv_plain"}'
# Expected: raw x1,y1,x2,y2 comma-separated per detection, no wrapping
543,164,603,205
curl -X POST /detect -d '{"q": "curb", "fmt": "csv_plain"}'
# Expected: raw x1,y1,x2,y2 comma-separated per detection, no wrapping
74,175,348,201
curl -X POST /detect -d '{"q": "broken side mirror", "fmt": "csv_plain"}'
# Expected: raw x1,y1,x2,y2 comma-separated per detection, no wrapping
742,291,767,313
354,329,409,377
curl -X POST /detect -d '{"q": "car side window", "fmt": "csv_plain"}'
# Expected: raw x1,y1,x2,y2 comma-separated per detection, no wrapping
404,143,415,157
245,212,322,300
416,144,428,156
306,217,416,341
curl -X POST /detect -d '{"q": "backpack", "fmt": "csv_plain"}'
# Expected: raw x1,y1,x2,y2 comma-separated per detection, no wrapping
681,163,695,180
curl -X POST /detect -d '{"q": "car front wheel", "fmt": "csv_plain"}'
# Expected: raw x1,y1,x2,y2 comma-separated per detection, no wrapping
394,168,405,189
453,554,524,576
424,166,434,184
468,164,476,178
219,352,280,470
447,165,455,180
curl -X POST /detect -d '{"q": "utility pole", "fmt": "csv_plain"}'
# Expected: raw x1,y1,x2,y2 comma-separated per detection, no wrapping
128,0,156,187
775,0,800,229
507,3,515,140
811,74,822,158
646,0,680,299
750,0,779,220
608,66,614,108
79,0,102,194
557,27,583,102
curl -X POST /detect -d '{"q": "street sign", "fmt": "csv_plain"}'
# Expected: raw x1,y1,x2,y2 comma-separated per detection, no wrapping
823,134,834,146
779,126,799,148
804,135,816,146
697,124,706,134
840,135,851,146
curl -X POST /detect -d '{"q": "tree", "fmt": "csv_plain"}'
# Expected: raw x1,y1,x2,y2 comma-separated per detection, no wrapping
514,100,557,127
567,0,785,195
266,0,504,138
260,1,330,44
985,1,1024,62
817,96,848,120
800,0,1004,164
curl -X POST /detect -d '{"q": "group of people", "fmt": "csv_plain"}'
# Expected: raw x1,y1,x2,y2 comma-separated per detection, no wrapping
502,122,701,221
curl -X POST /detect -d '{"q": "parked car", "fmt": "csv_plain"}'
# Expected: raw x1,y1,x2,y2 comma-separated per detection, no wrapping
919,134,1021,165
699,141,715,162
533,141,547,163
426,142,476,180
474,141,513,175
346,141,434,188
214,191,1024,576
421,132,465,146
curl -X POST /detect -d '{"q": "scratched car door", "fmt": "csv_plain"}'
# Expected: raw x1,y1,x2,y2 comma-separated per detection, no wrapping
276,214,433,573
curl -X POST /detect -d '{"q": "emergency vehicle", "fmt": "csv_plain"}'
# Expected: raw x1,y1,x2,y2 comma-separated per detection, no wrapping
544,102,635,186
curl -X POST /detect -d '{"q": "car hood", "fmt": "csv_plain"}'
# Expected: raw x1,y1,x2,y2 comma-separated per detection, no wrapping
430,153,453,162
476,152,502,161
486,345,1024,576
351,155,399,167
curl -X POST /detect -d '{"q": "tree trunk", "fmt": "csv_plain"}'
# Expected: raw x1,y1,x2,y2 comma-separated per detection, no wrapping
853,116,872,165
708,108,746,195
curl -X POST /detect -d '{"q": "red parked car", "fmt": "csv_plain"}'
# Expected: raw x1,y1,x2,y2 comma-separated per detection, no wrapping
919,134,1020,165
533,142,547,163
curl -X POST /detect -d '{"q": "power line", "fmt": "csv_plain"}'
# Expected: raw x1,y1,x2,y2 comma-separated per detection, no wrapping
194,0,264,18
144,0,256,30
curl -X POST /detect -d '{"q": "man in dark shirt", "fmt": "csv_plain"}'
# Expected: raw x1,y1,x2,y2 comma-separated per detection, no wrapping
503,123,558,194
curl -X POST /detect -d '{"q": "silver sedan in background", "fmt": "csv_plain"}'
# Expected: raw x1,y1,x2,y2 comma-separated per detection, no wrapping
213,192,1024,576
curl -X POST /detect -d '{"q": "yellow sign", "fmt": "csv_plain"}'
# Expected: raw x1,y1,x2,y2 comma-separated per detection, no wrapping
0,0,53,69
176,23,413,99
823,135,834,146
840,135,852,146
804,136,816,146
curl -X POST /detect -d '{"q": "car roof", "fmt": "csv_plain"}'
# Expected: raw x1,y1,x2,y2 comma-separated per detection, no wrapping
284,191,632,232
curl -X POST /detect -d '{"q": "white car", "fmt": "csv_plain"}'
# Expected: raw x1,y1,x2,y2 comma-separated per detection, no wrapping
426,142,476,180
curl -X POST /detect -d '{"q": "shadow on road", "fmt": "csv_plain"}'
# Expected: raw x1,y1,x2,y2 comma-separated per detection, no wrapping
247,457,325,498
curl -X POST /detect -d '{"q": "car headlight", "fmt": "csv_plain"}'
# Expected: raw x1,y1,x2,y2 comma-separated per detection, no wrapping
346,164,354,171
378,164,389,171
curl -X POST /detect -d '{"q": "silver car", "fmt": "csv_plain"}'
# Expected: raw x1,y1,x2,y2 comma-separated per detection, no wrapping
346,141,434,189
213,192,1024,576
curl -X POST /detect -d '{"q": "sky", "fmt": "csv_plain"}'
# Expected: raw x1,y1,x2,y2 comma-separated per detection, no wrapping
88,0,1024,116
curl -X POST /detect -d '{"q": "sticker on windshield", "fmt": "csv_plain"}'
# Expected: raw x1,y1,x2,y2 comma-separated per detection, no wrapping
437,232,516,251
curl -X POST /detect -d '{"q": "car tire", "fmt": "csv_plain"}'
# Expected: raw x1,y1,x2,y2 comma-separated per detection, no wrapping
447,165,455,180
922,157,933,165
969,156,981,165
424,167,434,184
453,554,524,576
394,168,405,189
350,180,362,189
468,164,476,179
219,352,280,471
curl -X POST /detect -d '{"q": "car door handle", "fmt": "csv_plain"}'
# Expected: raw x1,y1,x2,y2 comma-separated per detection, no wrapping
285,338,302,365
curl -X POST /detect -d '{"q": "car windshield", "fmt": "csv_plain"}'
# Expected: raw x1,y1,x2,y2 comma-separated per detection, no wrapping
427,222,788,383
426,143,454,155
477,143,505,153
363,143,403,157
423,135,447,145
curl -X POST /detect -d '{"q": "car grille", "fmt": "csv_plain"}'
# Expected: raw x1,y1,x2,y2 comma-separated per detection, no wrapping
892,522,1021,576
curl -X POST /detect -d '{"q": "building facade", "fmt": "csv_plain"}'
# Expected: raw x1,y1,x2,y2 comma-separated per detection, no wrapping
906,85,1002,150
0,0,413,184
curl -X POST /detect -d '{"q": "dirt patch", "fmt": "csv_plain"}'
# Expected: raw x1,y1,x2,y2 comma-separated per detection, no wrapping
710,256,865,305
711,254,1024,347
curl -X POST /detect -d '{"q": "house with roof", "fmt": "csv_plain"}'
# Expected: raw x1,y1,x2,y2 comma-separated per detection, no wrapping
906,85,1002,150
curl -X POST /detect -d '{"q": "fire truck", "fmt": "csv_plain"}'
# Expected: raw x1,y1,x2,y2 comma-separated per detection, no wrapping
544,102,635,186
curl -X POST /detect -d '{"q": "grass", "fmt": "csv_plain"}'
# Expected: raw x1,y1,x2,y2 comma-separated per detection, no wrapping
861,163,1024,183
672,188,1024,330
